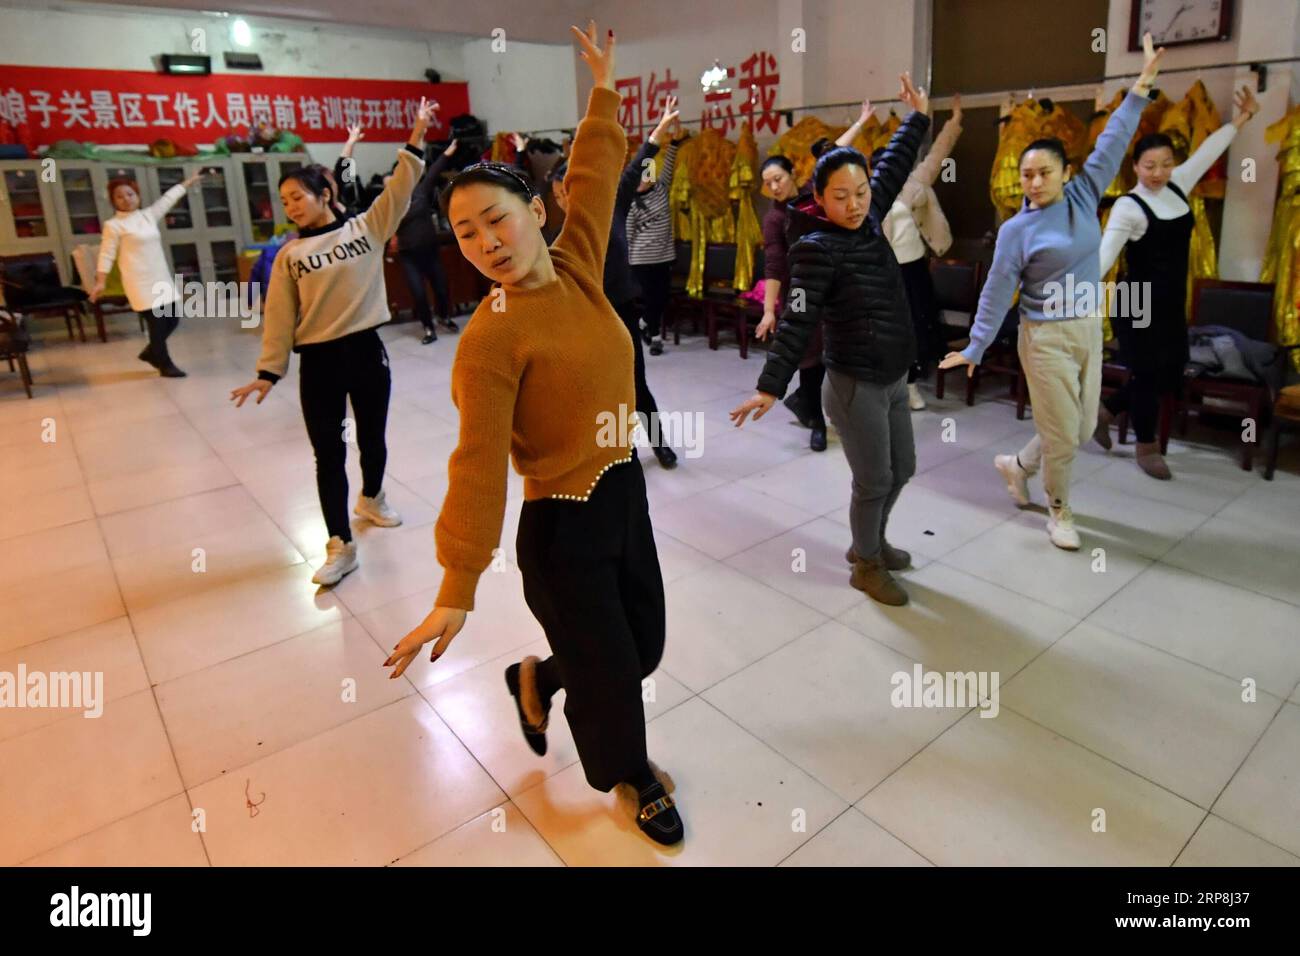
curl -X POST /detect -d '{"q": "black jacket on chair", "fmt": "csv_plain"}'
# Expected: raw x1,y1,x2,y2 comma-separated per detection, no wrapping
756,110,930,397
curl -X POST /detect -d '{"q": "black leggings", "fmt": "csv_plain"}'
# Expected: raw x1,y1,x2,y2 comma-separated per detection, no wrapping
613,298,663,442
139,310,178,365
516,454,665,792
397,245,451,331
898,257,940,383
1104,322,1186,445
299,329,392,543
631,261,672,340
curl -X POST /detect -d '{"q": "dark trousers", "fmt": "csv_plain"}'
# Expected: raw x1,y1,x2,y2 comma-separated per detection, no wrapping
613,298,663,442
397,245,451,331
299,329,392,543
822,370,916,560
899,257,940,383
1103,328,1185,445
795,363,827,429
631,261,672,340
516,454,666,792
140,309,179,365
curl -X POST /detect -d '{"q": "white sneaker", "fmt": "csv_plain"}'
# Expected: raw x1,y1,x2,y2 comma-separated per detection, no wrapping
354,489,402,527
907,382,927,411
1047,505,1081,550
312,536,358,585
994,454,1031,507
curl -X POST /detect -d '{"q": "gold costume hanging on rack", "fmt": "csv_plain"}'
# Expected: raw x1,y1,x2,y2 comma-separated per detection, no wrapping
989,98,1087,224
489,132,518,164
1158,81,1224,314
768,115,839,188
730,124,762,291
671,128,737,297
1261,105,1300,370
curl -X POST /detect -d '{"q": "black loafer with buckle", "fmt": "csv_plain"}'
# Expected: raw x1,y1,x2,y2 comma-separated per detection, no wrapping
634,781,683,845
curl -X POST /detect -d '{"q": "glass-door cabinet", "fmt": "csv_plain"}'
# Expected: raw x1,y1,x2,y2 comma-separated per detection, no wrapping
0,162,69,281
48,161,148,283
147,159,240,286
230,153,309,245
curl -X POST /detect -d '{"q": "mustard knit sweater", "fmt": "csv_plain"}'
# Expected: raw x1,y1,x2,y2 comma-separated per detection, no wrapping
434,87,636,611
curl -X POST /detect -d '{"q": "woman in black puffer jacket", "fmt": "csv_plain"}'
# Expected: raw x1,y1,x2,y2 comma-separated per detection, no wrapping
732,72,931,607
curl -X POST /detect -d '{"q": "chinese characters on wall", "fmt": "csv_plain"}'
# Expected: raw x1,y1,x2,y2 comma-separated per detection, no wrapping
614,50,782,139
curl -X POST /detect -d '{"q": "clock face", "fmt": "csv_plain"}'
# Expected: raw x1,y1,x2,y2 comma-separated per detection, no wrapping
1134,0,1230,46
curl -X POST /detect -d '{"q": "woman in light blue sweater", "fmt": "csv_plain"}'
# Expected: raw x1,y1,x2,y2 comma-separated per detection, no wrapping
940,34,1164,551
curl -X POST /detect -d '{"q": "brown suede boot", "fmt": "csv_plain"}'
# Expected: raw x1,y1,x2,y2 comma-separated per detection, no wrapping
850,555,909,606
845,541,911,571
1135,442,1171,479
1093,406,1114,450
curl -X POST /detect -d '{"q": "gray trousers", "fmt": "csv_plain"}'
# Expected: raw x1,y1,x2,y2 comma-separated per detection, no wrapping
821,369,916,560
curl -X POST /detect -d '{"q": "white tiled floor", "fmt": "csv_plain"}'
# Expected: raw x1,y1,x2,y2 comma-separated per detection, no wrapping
2,313,1298,867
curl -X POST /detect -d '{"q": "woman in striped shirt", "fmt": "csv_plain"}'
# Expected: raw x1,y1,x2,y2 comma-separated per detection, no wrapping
625,116,684,355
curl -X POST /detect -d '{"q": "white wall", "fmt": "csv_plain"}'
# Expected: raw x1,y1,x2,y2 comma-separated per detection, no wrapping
461,36,579,137
0,1,578,182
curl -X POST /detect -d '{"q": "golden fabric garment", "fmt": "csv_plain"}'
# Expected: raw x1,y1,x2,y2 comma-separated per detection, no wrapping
489,132,518,164
988,98,1086,220
989,99,1087,224
1185,192,1218,318
990,101,1036,222
1155,83,1224,313
672,129,738,296
1262,105,1300,369
1038,103,1087,167
768,115,840,188
869,111,902,153
730,124,762,291
1182,80,1228,200
1099,204,1122,342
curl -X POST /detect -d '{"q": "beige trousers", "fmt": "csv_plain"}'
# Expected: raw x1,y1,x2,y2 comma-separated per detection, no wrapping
1014,315,1103,510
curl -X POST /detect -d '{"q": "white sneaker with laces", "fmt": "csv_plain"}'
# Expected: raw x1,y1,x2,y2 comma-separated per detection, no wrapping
994,454,1031,507
907,382,927,411
312,536,358,585
354,489,402,527
1047,505,1081,550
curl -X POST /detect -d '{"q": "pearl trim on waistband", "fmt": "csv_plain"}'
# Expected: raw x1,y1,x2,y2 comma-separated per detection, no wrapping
547,453,634,502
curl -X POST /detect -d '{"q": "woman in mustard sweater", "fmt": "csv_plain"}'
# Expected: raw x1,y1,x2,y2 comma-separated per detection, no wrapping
383,22,682,846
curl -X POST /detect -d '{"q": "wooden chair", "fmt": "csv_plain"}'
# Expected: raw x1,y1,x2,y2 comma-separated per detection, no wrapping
1264,350,1300,480
1179,279,1279,471
0,309,33,398
706,244,767,359
930,257,983,400
70,244,132,341
0,253,89,342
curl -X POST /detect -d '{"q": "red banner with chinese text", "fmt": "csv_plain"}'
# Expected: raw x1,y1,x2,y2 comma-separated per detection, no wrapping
0,65,470,146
